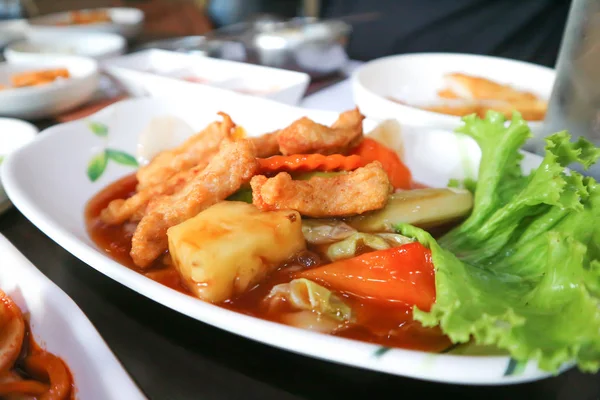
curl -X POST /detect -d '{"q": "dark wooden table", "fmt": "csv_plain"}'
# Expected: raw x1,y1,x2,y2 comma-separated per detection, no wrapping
1,183,600,400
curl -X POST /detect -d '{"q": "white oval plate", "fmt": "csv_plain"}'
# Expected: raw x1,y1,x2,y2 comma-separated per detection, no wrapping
0,96,571,385
0,234,145,399
5,32,126,62
0,55,99,119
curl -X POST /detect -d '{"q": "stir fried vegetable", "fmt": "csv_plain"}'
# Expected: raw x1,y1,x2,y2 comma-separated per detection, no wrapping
326,232,413,261
298,242,435,311
348,188,474,232
399,111,600,373
264,278,353,334
265,278,352,321
350,138,412,189
301,220,356,244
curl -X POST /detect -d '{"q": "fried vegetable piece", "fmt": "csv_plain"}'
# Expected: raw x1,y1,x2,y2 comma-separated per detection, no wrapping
168,201,305,302
130,138,259,268
251,161,392,218
276,108,365,155
136,112,235,190
250,132,280,158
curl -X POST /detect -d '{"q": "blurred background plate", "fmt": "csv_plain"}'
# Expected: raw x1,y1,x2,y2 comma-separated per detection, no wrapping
0,55,99,119
4,31,126,62
27,7,144,40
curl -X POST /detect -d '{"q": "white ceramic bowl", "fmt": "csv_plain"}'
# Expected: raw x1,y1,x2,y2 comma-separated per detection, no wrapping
0,19,28,49
0,55,99,119
5,32,126,62
0,118,37,214
0,95,573,385
102,49,311,106
352,53,556,133
27,7,144,40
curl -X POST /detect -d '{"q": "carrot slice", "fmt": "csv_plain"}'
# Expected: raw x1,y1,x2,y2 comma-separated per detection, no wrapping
258,154,364,173
350,138,412,189
297,242,435,311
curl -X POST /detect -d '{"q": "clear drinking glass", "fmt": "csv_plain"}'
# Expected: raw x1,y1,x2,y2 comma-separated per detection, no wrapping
530,0,600,177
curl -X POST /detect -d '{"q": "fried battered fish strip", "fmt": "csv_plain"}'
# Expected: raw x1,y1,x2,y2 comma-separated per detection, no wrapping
250,132,280,158
100,162,206,225
276,108,365,155
130,138,259,268
251,161,392,218
136,112,235,190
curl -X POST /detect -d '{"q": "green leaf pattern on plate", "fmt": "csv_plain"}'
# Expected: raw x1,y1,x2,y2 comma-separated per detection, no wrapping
373,347,391,358
86,121,138,182
503,358,527,377
106,149,139,167
87,151,108,182
372,344,524,378
88,121,109,137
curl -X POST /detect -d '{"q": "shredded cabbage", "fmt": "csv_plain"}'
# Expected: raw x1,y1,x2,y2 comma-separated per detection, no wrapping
265,278,353,323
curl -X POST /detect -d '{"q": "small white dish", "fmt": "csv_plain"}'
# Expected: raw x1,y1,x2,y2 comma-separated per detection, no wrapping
352,53,555,134
0,233,146,399
0,95,572,385
102,49,310,106
27,7,143,40
0,117,37,214
0,55,99,119
5,32,126,62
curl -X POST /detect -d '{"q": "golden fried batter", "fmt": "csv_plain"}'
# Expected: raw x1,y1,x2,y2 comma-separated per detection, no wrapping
276,108,365,155
100,162,206,225
250,132,280,158
136,112,235,190
130,138,259,268
251,161,392,218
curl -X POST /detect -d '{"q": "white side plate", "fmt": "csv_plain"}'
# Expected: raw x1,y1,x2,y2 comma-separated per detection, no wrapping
0,234,145,399
0,96,571,385
102,49,310,106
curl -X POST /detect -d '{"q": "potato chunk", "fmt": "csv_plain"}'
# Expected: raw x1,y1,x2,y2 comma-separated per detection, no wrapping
167,201,305,303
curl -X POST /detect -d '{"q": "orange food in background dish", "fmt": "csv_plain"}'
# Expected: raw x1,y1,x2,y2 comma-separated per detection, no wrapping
10,68,70,88
390,72,547,121
56,10,112,26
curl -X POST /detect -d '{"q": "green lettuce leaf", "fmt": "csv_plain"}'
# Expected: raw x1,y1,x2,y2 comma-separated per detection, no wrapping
398,111,600,373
